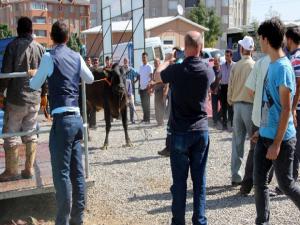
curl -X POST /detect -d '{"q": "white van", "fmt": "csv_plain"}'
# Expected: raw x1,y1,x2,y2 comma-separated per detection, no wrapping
101,37,165,69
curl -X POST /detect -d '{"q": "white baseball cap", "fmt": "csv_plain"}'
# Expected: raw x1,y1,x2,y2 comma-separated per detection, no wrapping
238,36,254,51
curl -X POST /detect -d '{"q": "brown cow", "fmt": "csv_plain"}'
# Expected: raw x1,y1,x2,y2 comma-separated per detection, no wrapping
86,63,132,149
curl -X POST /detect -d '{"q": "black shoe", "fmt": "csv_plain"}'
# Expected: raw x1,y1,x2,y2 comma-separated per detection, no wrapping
158,148,170,157
269,189,278,197
231,181,242,187
239,186,252,196
275,186,283,195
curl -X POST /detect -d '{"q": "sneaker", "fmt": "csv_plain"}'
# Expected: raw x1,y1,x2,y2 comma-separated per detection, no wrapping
158,148,170,157
231,181,242,187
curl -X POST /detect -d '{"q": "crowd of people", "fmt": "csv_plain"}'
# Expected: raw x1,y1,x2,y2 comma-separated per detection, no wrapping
1,15,300,225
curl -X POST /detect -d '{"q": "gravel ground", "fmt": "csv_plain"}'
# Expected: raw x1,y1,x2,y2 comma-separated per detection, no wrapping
1,99,299,225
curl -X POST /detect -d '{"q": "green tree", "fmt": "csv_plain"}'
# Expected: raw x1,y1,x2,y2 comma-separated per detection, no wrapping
188,1,221,47
67,33,82,52
0,24,12,39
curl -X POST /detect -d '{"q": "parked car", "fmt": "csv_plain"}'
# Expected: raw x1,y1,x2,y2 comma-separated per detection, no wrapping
202,48,225,65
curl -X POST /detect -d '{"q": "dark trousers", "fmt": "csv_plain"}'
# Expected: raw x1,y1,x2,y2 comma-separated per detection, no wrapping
254,136,300,225
50,114,85,225
139,89,150,122
240,125,259,192
154,88,166,125
220,85,233,126
293,111,300,180
170,130,209,225
211,94,219,123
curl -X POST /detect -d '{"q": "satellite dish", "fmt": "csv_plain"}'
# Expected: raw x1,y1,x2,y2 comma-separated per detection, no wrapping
177,4,184,16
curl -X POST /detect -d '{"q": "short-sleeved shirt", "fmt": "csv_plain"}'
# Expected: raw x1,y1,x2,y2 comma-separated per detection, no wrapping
288,48,300,110
245,55,271,127
139,63,153,90
219,61,235,85
161,56,214,132
259,56,296,140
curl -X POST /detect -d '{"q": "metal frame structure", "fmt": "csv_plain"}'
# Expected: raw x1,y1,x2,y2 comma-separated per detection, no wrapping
0,72,92,200
101,0,145,70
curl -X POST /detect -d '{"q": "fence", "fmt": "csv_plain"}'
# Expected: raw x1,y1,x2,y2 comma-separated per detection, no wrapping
0,72,90,178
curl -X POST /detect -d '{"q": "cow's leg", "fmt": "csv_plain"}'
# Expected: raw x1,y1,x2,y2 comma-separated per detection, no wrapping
101,103,111,150
121,107,132,147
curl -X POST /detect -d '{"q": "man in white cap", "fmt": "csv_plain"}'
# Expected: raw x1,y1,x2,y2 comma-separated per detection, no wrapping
227,36,255,186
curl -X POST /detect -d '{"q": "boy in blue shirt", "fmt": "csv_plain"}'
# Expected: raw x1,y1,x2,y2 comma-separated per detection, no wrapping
254,18,300,225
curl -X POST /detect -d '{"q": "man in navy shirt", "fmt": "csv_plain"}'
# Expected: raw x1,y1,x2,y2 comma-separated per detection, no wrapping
154,31,214,225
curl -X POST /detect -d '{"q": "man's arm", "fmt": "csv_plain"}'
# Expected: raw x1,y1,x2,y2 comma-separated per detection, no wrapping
227,69,234,105
79,56,94,84
0,44,14,93
266,86,292,160
29,53,53,90
153,60,172,83
245,64,258,97
291,77,300,126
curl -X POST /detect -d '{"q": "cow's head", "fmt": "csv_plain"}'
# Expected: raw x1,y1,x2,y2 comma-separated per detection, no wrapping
109,63,127,118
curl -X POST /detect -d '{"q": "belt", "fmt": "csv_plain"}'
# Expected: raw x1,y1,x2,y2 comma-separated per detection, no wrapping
53,111,79,117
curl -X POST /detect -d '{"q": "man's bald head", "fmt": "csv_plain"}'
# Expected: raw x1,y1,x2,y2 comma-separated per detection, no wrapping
184,31,203,57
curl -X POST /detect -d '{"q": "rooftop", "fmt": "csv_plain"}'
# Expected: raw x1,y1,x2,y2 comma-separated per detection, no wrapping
0,0,90,5
82,15,209,34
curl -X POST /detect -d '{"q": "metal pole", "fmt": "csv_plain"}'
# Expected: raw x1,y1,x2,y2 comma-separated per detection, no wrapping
0,72,28,78
81,81,89,179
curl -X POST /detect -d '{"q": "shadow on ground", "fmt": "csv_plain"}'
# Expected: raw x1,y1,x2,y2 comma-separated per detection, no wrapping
91,156,162,166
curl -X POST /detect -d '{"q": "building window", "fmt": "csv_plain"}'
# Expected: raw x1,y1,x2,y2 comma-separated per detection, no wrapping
15,3,19,11
70,6,74,13
185,0,199,7
33,17,46,24
206,0,215,8
151,8,157,17
168,1,178,10
91,19,97,27
80,19,86,29
48,4,53,11
34,30,47,37
80,6,85,14
163,40,174,45
90,4,96,13
222,0,229,7
31,2,47,10
222,15,228,24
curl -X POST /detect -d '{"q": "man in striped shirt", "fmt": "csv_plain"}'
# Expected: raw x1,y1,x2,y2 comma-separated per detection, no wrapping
286,27,300,180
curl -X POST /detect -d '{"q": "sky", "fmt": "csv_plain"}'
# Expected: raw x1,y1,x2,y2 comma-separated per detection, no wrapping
251,0,300,22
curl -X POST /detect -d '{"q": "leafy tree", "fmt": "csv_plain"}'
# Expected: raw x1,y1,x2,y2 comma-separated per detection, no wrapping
250,20,260,52
188,1,221,47
0,24,12,39
67,33,82,52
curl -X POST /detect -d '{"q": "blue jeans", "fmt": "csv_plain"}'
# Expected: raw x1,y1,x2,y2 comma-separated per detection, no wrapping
254,136,300,225
170,130,209,225
49,114,85,225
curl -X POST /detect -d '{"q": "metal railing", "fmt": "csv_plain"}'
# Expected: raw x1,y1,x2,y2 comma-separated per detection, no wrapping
0,72,90,178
